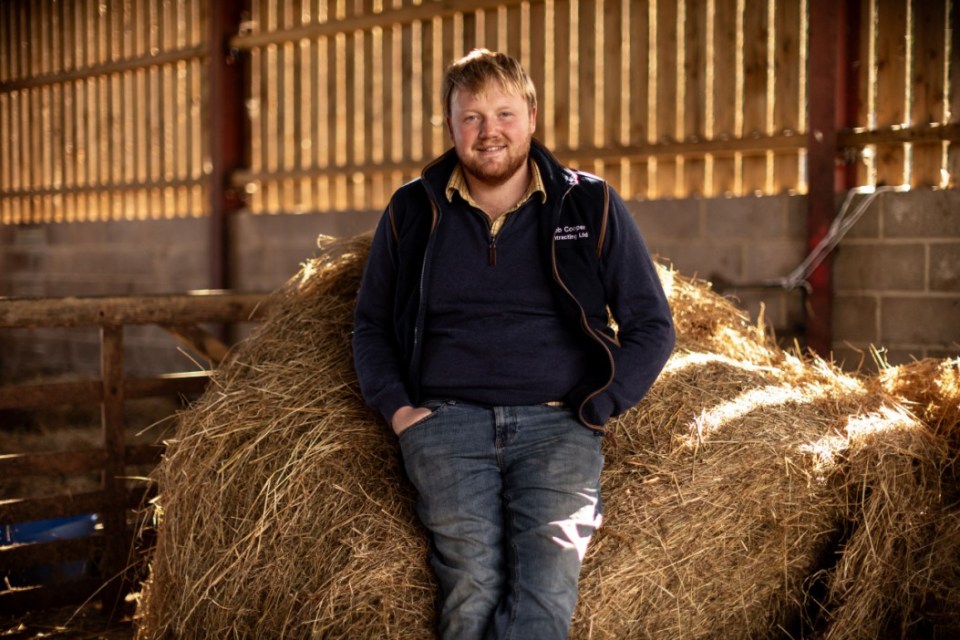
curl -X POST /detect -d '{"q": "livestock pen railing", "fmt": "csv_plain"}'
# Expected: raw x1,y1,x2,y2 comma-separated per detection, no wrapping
0,292,270,617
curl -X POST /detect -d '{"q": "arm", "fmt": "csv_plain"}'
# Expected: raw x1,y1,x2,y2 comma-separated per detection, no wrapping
584,187,676,425
352,207,417,426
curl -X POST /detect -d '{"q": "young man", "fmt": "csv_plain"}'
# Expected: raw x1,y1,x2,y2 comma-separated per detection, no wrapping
353,49,674,639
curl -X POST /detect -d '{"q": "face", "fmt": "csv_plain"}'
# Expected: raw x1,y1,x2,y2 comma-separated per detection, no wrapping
446,82,537,187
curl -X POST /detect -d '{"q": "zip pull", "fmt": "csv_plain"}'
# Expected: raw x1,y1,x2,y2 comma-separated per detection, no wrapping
488,235,497,266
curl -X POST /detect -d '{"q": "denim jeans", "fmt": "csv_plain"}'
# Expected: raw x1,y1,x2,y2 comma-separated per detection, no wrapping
398,401,604,640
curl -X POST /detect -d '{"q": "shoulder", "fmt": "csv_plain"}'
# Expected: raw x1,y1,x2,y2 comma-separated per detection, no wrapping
564,171,610,221
390,177,430,205
383,178,436,243
388,177,429,218
573,169,606,188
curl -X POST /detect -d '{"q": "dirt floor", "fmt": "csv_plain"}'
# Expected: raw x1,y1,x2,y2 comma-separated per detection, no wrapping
0,599,136,639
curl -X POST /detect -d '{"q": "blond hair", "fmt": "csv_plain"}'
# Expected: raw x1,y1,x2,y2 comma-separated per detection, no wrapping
441,49,537,119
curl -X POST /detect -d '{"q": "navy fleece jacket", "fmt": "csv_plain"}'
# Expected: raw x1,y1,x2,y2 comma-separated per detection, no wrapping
352,141,675,430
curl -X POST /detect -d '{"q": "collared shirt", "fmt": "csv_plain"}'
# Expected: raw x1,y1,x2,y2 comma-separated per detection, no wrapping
445,161,547,236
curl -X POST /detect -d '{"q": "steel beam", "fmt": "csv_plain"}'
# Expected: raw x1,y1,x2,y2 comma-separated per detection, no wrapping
207,0,248,291
806,0,861,357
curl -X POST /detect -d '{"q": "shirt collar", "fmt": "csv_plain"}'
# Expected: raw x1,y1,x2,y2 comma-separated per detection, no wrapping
445,160,547,214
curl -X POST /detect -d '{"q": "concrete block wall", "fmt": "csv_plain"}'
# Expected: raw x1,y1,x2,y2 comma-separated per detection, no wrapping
831,189,960,369
233,197,812,347
0,218,211,378
0,211,382,380
630,194,809,343
230,209,381,292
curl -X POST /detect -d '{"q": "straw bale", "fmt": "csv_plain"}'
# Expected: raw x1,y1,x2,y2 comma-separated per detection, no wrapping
876,358,960,443
135,236,959,639
822,357,960,638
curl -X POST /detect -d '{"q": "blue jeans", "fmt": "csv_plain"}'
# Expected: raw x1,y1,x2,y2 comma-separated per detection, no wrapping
398,401,604,640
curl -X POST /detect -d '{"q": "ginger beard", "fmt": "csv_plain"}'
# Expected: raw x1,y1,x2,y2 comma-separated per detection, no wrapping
459,132,532,187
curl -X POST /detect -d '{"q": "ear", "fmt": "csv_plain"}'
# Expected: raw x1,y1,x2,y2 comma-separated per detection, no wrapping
529,105,537,133
445,116,455,141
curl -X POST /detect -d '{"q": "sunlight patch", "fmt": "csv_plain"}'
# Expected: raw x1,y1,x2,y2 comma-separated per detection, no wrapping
550,493,602,562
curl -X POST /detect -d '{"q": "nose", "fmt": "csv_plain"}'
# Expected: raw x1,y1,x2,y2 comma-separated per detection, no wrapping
478,117,499,138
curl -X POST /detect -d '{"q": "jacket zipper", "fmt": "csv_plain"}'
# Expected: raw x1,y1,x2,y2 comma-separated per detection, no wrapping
410,193,442,383
551,186,616,432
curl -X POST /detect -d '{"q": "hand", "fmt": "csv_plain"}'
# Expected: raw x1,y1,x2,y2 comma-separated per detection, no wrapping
391,405,433,436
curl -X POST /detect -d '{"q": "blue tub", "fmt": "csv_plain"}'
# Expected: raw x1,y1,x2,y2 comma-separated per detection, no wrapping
1,513,98,589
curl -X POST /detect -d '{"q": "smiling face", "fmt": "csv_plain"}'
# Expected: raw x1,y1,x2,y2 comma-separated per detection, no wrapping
446,81,537,188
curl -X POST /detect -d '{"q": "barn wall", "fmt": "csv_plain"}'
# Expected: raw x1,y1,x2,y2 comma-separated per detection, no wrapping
0,218,211,378
629,194,809,345
1,189,958,380
230,209,381,292
830,188,960,368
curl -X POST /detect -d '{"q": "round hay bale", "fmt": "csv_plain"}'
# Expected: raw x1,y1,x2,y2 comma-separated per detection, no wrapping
135,236,958,639
137,236,434,638
829,357,960,638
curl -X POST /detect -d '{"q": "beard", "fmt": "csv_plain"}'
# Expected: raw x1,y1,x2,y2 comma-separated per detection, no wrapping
459,136,533,187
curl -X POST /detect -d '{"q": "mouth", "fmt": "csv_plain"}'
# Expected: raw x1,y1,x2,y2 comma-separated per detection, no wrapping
476,144,507,154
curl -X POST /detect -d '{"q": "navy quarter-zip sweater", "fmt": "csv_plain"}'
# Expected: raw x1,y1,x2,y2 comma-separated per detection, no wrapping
352,140,675,431
419,191,589,407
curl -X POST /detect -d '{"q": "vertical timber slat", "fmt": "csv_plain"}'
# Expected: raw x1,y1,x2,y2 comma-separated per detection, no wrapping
874,0,907,185
910,0,947,188
655,0,678,197
741,0,768,194
684,0,707,196
840,0,861,191
773,0,801,192
950,0,960,186
712,0,738,196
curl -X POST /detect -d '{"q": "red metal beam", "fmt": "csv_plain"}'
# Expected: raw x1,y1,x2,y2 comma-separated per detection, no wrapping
806,0,861,357
207,0,248,291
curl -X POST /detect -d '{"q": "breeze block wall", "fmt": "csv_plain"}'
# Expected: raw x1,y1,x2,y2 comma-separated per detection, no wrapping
831,188,960,369
0,218,210,379
229,210,381,292
629,194,809,346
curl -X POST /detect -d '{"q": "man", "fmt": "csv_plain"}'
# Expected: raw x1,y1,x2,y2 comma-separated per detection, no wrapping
353,49,674,639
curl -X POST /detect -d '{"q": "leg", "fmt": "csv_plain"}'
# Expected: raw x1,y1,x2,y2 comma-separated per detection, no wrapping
488,405,604,640
398,401,504,640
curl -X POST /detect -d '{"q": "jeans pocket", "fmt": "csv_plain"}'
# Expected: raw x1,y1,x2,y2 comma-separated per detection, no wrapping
397,400,453,439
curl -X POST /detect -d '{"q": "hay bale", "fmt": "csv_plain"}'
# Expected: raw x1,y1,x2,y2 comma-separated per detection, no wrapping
137,236,433,638
135,236,958,639
876,358,960,442
827,358,960,638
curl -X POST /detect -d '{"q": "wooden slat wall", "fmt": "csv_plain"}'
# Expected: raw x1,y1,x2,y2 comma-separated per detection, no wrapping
861,0,957,189
773,0,803,193
910,0,947,188
0,0,956,223
874,0,910,186
711,0,739,196
0,0,206,225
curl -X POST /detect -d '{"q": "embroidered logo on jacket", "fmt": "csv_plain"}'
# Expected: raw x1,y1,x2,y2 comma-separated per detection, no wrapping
554,224,590,242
